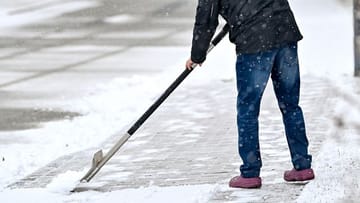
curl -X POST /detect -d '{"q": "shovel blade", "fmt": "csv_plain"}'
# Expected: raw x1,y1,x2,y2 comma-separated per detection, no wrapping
80,150,104,182
92,150,103,168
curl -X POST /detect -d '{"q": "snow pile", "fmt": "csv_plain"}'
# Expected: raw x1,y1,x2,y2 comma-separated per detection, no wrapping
87,184,216,203
46,171,85,194
332,78,360,131
297,134,359,202
0,189,64,203
0,183,221,203
298,100,360,203
287,1,360,202
298,78,360,203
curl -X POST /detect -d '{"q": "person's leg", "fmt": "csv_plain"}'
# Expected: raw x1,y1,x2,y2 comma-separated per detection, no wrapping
271,43,312,171
235,50,276,178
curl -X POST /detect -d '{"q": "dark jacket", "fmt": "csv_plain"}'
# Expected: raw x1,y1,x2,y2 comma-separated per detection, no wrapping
191,0,303,63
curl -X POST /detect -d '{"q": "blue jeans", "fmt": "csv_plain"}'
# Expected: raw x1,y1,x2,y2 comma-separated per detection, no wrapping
235,43,312,178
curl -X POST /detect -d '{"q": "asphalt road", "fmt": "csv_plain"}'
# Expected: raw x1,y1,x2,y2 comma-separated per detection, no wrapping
0,0,197,131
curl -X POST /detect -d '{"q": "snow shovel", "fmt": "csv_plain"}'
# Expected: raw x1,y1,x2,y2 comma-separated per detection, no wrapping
79,24,230,183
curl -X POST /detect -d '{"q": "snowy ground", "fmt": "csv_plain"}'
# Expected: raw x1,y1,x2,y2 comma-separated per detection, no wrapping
0,0,99,28
0,0,359,202
292,0,360,201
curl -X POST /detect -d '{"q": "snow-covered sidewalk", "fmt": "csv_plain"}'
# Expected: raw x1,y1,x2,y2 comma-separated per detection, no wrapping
2,66,359,203
0,0,359,202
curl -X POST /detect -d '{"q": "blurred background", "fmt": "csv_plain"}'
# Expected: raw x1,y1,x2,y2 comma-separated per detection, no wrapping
0,0,355,128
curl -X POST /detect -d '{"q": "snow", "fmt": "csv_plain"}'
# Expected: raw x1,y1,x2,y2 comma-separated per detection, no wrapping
97,30,173,39
0,71,178,187
0,0,359,202
103,14,139,24
0,1,99,29
297,76,360,202
297,136,360,202
0,184,219,203
290,0,354,77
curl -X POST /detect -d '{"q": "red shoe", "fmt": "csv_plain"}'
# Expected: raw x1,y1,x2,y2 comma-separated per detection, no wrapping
229,176,262,188
284,168,315,182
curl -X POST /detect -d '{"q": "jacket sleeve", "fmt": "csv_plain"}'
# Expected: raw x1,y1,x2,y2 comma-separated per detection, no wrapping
191,0,219,64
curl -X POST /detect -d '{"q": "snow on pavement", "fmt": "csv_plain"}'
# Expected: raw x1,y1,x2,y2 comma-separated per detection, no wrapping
0,1,99,29
297,77,360,202
0,63,187,188
0,184,224,203
0,0,359,202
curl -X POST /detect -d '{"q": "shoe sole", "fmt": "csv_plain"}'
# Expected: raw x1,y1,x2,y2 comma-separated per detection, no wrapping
229,183,262,189
230,185,262,189
284,169,315,182
285,180,310,185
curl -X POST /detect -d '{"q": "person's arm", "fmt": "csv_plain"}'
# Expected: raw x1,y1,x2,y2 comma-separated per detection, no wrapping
186,0,219,69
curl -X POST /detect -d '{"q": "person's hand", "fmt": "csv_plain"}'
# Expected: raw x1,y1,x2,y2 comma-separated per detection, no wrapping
185,58,202,70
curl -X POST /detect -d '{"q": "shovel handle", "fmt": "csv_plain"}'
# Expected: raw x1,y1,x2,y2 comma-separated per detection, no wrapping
127,68,192,135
